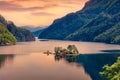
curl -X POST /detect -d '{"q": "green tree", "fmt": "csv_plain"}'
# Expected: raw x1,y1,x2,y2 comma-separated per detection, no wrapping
100,57,120,80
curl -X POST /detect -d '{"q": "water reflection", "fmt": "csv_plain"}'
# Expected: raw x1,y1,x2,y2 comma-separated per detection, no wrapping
55,55,78,62
0,54,14,68
0,53,120,80
0,53,91,80
54,53,120,80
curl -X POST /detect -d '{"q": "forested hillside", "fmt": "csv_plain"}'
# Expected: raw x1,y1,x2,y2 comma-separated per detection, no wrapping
39,0,120,44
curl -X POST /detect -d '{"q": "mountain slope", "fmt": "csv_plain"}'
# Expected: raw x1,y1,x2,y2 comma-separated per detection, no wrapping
0,15,35,42
0,22,16,45
66,12,120,41
94,22,120,44
39,12,92,39
7,22,35,41
38,0,114,39
39,0,120,44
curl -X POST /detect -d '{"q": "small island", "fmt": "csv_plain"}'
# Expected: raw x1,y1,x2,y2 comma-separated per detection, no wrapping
44,45,79,62
54,45,79,56
44,45,79,56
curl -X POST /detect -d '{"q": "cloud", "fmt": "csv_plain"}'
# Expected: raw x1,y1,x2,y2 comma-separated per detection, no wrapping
0,1,30,11
32,12,55,16
0,0,88,11
0,1,21,8
0,1,58,12
0,0,88,26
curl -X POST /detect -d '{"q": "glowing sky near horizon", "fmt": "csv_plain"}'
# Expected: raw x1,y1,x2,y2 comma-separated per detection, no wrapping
0,0,88,27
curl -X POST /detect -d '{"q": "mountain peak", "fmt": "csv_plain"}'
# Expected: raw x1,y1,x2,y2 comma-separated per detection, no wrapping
0,15,7,26
7,21,14,25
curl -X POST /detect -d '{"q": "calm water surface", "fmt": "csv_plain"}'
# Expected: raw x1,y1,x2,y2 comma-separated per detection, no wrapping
0,39,120,80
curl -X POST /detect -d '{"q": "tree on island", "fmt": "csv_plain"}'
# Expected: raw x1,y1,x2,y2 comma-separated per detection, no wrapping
54,45,79,56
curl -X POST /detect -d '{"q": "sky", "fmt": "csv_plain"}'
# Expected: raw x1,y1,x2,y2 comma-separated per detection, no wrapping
0,0,88,27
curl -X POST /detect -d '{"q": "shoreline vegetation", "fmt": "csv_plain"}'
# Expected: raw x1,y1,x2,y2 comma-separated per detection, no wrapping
100,57,120,80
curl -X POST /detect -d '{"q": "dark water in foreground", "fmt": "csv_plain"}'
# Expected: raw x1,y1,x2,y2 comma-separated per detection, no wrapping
0,39,120,80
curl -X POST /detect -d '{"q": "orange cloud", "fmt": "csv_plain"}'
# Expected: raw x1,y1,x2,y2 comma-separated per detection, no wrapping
0,0,89,27
0,1,59,12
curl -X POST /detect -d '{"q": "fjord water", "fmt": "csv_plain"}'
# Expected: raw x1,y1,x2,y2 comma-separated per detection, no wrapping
0,39,120,80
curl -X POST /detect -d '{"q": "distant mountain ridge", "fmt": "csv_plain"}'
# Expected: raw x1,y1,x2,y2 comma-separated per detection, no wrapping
39,0,120,44
21,26,45,32
32,27,46,37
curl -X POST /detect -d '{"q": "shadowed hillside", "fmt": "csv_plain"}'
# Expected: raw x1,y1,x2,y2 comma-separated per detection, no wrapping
39,0,120,44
